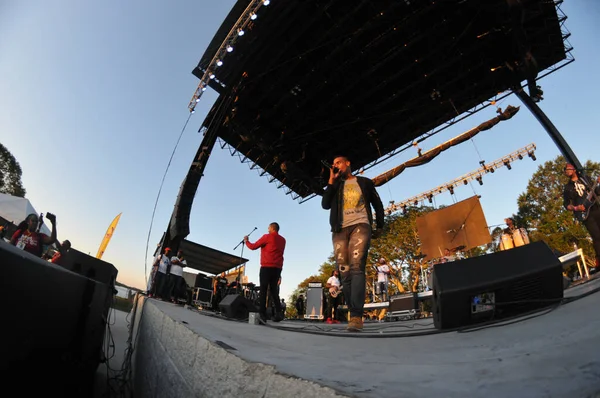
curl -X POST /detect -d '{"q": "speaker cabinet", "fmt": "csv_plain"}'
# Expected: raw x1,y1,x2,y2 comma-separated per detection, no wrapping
305,284,324,319
0,241,113,395
194,273,213,290
61,248,118,287
389,292,418,312
219,294,258,319
432,241,563,330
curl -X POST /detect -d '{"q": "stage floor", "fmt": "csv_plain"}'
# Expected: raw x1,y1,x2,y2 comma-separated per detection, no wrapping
142,277,600,398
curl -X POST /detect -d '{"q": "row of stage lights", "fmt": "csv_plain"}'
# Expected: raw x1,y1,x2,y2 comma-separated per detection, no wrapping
385,143,537,215
188,0,272,113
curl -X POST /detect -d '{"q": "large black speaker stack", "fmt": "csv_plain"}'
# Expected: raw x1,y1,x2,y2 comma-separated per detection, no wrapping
432,241,563,330
0,241,116,396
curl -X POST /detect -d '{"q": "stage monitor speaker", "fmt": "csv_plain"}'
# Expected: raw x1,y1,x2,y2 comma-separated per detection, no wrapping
219,294,257,319
432,241,563,330
305,283,324,319
389,292,418,312
194,273,212,290
61,249,118,287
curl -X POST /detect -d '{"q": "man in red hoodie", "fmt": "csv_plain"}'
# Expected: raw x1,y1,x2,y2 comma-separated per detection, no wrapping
244,222,286,324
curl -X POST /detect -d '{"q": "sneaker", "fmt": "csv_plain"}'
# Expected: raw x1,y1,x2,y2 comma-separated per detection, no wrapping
332,320,341,324
347,316,363,332
325,318,333,324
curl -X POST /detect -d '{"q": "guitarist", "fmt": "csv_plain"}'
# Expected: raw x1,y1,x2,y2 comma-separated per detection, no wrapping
563,163,600,266
325,269,343,324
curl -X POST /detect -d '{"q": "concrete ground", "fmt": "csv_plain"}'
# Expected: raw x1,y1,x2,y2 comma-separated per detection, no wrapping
94,309,131,397
101,278,600,397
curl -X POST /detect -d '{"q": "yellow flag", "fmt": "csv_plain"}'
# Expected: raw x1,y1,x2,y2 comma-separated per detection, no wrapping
96,213,122,259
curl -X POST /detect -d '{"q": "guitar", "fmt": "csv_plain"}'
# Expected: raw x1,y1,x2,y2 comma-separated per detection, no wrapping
574,179,599,222
329,285,343,298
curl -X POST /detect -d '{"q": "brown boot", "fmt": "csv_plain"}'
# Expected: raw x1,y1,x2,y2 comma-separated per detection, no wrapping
347,316,363,332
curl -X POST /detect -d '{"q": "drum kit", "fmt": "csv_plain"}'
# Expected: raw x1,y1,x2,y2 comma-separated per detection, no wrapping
499,228,530,251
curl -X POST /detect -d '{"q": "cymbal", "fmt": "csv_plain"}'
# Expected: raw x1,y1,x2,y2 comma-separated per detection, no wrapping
451,245,466,252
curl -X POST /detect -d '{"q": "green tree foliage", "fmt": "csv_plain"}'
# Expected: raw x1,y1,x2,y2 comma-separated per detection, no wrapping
515,155,600,263
0,144,26,198
368,206,433,295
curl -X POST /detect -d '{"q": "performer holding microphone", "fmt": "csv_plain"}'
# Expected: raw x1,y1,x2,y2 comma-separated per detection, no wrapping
244,222,287,324
321,155,385,332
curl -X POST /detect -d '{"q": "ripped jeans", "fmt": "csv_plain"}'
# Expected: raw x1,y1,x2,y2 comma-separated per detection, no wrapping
332,223,372,318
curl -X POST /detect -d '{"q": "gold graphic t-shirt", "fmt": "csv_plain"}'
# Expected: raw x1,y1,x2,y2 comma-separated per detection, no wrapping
341,178,369,228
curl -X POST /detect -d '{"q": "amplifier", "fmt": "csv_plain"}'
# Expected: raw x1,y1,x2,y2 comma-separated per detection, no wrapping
305,285,324,319
389,292,418,312
194,273,213,290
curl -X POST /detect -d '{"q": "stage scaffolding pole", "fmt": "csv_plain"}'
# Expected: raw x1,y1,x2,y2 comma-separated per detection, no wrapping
513,86,584,171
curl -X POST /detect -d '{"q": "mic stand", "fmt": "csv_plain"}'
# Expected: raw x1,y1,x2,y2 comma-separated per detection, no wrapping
233,227,257,295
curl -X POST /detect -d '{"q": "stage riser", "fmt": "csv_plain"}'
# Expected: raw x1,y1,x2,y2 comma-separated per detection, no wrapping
131,298,346,397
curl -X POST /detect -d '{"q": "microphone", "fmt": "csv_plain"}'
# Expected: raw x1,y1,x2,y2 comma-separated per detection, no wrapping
321,160,339,174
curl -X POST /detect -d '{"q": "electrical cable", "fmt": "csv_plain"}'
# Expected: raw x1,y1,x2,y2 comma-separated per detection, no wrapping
143,113,193,287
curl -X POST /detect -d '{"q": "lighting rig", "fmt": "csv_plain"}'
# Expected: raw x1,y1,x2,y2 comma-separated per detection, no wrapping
385,143,537,215
187,0,272,113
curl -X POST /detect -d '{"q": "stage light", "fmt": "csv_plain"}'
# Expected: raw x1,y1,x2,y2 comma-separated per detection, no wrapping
216,60,223,67
414,200,418,206
227,46,234,52
528,151,537,161
504,160,512,170
476,176,483,185
238,29,245,36
195,98,200,103
518,154,523,160
479,160,486,167
191,109,195,114
201,86,207,92
448,186,454,195
463,180,468,185
209,74,215,79
490,168,495,173
428,194,433,203
250,13,257,20
263,0,270,5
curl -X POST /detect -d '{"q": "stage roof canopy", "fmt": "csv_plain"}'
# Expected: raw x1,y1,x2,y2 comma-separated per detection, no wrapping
179,239,248,275
193,0,572,200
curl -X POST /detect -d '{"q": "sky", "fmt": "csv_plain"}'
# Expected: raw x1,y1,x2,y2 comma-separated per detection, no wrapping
1,1,599,302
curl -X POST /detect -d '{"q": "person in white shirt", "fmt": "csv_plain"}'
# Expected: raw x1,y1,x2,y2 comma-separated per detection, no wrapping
375,258,391,301
151,247,171,299
167,249,187,303
325,269,343,324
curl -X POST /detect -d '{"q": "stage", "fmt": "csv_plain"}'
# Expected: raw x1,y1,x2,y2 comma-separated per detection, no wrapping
128,277,600,398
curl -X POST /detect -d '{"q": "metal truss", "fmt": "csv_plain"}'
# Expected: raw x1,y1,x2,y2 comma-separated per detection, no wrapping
359,0,574,176
217,138,304,201
188,0,271,113
385,143,537,215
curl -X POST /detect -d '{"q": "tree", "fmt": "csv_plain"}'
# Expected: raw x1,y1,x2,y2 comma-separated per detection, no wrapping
0,144,26,198
368,206,434,295
515,155,600,265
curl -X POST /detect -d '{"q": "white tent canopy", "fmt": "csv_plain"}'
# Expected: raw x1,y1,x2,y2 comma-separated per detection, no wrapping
0,193,52,236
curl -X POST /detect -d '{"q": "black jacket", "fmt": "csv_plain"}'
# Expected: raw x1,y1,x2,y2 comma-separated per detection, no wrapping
321,176,385,233
563,177,599,208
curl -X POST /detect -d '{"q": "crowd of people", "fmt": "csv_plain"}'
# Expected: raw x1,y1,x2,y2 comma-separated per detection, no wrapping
2,212,72,265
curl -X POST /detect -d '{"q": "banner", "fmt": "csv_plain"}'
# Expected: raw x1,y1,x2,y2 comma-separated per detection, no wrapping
96,213,122,259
